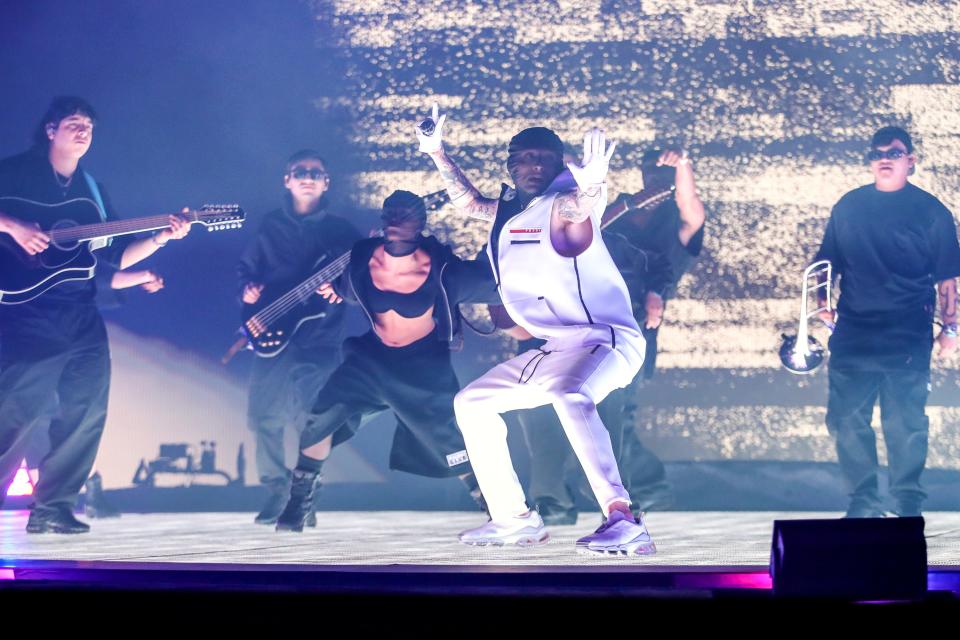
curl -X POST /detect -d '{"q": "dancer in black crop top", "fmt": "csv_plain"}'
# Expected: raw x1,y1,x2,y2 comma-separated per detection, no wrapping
363,261,437,319
275,190,501,531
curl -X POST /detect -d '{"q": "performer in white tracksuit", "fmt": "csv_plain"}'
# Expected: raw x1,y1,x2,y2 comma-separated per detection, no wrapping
417,104,655,555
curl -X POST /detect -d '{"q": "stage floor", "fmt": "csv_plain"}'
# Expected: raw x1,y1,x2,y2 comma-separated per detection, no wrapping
3,511,960,568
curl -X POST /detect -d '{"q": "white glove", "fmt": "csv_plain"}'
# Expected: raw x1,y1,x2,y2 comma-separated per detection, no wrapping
415,102,447,154
567,128,616,191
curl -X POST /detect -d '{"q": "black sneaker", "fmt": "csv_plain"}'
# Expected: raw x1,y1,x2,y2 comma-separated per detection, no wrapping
26,505,90,534
276,470,321,533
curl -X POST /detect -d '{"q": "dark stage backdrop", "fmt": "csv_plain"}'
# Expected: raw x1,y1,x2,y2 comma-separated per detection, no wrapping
2,1,959,494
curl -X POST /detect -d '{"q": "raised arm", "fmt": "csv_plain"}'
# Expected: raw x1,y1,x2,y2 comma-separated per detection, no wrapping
416,103,498,221
550,128,615,256
657,149,705,247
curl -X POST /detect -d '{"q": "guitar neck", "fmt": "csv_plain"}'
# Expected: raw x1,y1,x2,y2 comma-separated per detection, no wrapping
49,212,193,244
250,250,353,324
299,251,352,293
600,185,675,230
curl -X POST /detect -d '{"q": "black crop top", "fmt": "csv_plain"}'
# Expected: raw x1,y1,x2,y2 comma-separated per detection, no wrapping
364,262,437,318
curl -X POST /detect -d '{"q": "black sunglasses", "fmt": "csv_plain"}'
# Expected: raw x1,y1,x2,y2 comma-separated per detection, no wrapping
289,167,329,180
866,148,908,162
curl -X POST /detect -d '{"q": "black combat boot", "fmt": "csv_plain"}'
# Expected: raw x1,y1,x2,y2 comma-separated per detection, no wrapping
275,470,321,532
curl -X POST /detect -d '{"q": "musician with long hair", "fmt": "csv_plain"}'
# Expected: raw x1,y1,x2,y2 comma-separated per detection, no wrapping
0,96,191,533
236,150,360,526
815,126,960,518
275,190,497,531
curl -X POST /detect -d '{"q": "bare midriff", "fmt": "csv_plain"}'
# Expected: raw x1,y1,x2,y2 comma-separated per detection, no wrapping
368,245,436,347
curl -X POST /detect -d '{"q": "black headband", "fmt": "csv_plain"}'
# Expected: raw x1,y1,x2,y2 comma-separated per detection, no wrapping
507,127,564,158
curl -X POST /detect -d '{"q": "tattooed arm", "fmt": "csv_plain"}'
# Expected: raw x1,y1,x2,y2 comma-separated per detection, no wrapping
427,148,499,221
550,128,615,256
554,184,605,224
416,103,498,221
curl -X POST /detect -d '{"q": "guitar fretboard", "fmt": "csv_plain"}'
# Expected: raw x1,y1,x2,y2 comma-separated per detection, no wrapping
49,213,192,243
248,251,353,329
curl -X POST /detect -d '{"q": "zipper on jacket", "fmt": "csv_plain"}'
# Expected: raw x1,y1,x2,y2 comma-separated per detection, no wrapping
438,260,454,342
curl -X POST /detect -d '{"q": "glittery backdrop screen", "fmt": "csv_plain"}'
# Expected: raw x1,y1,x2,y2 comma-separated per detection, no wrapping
312,0,960,470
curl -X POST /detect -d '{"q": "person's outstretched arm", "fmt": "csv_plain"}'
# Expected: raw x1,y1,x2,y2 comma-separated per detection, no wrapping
416,103,498,221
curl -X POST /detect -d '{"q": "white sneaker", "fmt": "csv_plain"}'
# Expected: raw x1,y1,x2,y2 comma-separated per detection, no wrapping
575,510,656,556
458,511,550,547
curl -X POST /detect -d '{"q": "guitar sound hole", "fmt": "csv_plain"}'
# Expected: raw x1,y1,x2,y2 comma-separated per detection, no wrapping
50,219,82,252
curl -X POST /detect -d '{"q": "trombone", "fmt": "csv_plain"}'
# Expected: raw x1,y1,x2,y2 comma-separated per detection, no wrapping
779,260,835,374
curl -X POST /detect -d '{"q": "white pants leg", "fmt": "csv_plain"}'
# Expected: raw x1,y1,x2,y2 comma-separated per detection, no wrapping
455,343,637,522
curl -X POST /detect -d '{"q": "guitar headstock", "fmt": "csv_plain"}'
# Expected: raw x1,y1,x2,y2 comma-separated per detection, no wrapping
195,204,246,232
423,190,450,213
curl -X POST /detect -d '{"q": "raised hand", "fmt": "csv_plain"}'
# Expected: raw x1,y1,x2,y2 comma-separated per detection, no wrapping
656,148,690,168
567,128,617,191
415,102,447,155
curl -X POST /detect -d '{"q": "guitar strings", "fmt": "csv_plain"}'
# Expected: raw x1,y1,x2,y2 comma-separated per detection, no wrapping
50,209,240,242
251,252,352,328
249,199,447,332
251,253,350,328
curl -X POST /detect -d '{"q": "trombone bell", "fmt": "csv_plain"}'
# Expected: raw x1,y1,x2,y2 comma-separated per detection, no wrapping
779,333,826,374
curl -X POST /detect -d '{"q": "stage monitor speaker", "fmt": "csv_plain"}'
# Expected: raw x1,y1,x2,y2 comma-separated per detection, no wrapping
770,517,927,599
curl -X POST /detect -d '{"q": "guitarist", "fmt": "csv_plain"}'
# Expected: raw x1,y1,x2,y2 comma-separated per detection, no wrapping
0,96,191,533
236,149,360,525
609,148,706,514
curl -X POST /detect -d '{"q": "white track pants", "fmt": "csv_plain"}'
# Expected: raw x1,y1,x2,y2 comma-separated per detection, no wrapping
454,343,638,522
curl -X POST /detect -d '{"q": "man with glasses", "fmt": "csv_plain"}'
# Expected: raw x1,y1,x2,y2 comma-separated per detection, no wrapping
237,150,360,525
814,126,960,518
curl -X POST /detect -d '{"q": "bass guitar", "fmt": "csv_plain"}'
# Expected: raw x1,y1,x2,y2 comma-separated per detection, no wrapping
230,189,451,359
0,197,245,304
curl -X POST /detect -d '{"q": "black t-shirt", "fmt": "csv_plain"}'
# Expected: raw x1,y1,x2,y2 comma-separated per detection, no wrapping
237,203,361,347
607,198,704,300
0,151,130,308
815,182,960,369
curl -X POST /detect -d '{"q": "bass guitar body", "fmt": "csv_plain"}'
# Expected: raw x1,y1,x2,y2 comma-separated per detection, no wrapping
0,197,104,305
241,280,333,358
